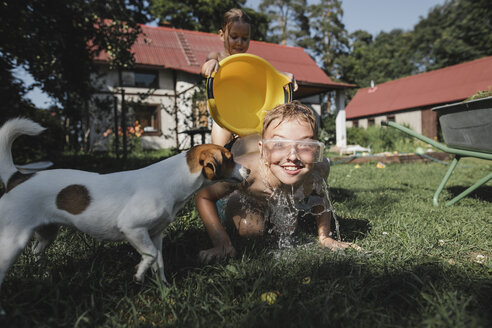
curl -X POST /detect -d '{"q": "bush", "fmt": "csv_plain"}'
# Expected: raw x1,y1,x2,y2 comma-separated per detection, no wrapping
11,108,65,164
346,125,427,153
346,126,370,147
320,114,336,145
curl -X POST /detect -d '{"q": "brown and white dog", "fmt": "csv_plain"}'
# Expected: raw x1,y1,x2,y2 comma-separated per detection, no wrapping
0,118,249,316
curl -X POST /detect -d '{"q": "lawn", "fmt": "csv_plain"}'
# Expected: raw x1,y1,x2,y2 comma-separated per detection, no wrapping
1,153,491,327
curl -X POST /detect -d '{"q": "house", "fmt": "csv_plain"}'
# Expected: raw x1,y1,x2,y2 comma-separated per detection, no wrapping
92,24,352,150
345,56,492,139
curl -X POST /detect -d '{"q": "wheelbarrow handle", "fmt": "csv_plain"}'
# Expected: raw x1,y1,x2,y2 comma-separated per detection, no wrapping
383,120,492,160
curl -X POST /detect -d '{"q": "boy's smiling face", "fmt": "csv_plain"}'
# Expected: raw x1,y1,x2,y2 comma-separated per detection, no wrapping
259,118,316,187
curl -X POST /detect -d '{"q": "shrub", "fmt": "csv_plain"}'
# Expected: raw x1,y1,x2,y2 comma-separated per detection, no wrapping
103,121,143,155
347,125,427,153
12,108,65,164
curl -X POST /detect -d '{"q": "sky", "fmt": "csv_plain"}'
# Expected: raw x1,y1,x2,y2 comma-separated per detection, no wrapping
18,0,446,108
246,0,446,36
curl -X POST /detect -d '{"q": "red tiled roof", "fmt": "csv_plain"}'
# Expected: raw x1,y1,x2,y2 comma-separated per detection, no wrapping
95,24,351,91
346,56,492,119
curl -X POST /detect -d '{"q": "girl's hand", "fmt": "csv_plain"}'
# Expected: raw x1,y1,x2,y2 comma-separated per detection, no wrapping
282,72,298,92
202,59,220,77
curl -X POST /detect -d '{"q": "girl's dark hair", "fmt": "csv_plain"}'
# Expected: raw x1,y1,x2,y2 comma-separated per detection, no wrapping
221,8,251,32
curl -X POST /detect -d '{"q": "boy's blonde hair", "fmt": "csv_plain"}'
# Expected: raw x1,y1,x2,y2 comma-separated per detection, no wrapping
262,101,318,138
221,8,251,33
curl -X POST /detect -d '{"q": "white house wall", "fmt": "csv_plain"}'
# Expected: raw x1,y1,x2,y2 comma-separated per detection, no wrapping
346,110,423,134
91,66,203,150
394,110,422,133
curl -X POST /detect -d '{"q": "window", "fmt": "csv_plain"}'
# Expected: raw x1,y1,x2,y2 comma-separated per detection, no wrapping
387,115,395,122
134,105,161,135
121,70,159,88
353,120,359,128
368,118,375,126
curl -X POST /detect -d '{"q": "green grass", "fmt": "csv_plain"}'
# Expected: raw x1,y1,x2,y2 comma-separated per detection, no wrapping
1,154,491,327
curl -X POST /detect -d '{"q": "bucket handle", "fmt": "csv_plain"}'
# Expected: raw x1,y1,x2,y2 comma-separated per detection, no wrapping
206,77,214,100
284,82,293,103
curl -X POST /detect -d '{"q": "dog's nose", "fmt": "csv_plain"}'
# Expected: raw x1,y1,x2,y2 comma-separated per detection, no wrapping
239,166,250,179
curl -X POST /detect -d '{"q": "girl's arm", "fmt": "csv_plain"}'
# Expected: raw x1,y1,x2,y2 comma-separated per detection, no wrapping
201,52,221,77
211,122,233,146
281,72,298,92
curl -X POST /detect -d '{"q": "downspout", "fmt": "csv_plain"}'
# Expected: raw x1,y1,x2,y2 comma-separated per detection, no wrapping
335,90,347,148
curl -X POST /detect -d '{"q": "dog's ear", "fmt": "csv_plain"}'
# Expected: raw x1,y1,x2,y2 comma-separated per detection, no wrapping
223,149,232,160
200,151,217,180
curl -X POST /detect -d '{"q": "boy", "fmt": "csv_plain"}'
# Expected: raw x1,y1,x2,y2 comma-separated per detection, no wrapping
195,102,350,263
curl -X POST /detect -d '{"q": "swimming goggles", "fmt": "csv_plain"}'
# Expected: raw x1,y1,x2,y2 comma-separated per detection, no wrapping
261,139,325,164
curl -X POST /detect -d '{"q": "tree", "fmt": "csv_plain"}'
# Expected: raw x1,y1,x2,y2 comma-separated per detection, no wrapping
291,0,312,49
258,0,313,47
305,0,348,76
149,0,269,41
334,28,416,97
335,0,492,94
259,0,291,45
0,0,147,149
0,59,34,123
411,0,492,70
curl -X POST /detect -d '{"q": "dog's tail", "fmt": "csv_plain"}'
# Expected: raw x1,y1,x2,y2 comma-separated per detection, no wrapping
0,118,45,184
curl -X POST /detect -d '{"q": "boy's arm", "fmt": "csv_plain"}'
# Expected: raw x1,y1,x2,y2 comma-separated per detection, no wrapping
311,159,353,251
195,181,237,263
201,52,220,77
315,210,350,251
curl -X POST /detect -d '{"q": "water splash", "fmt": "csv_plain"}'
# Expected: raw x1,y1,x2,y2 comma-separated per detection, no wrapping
222,172,341,249
265,188,299,248
264,178,341,248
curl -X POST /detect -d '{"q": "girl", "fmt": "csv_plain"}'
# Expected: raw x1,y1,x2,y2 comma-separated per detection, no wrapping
201,8,251,78
201,8,298,147
201,8,253,146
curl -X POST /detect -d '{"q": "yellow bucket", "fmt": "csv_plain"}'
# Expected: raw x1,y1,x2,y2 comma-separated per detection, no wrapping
207,54,292,136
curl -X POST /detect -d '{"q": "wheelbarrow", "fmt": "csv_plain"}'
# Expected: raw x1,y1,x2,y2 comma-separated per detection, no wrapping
381,96,492,206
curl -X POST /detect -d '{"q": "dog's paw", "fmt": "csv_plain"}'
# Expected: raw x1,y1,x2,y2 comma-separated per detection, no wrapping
133,274,145,284
0,306,5,317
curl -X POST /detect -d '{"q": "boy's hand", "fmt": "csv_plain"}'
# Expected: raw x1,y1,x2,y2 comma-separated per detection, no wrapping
198,245,237,264
319,235,351,251
202,59,220,77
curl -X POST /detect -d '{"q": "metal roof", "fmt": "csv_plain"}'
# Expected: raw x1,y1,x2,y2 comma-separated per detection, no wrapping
95,24,352,97
346,56,492,119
